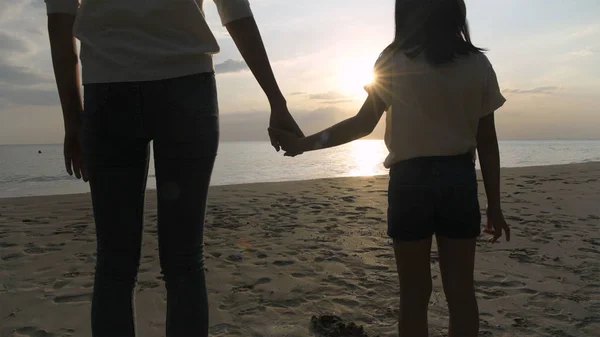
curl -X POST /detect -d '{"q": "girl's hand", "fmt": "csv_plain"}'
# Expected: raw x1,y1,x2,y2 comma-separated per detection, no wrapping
268,128,304,157
486,208,510,243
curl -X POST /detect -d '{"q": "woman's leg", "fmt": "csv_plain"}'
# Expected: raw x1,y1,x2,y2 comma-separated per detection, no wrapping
436,237,478,337
82,82,151,337
393,237,433,337
150,73,219,337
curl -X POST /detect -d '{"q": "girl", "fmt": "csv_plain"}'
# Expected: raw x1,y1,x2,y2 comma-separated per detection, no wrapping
270,0,510,336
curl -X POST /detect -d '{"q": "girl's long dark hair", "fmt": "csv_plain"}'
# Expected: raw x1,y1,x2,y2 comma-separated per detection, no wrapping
379,0,484,66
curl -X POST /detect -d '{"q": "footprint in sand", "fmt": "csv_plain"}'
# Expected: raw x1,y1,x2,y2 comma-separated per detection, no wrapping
52,280,70,290
255,277,271,285
364,264,388,271
138,280,161,290
476,288,507,299
578,247,600,254
53,293,92,304
82,282,94,289
65,223,88,230
1,252,25,261
583,238,600,246
273,260,294,266
231,278,271,293
14,327,56,337
340,196,356,203
331,298,361,307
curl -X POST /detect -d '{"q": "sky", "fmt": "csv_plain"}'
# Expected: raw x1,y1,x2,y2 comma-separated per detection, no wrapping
0,0,599,144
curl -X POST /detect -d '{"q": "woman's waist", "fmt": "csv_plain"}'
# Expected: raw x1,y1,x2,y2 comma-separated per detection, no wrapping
79,47,215,84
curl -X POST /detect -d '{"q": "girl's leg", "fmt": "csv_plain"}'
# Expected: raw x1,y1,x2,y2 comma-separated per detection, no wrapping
436,237,479,337
82,82,151,337
393,237,433,337
435,159,481,337
388,161,437,337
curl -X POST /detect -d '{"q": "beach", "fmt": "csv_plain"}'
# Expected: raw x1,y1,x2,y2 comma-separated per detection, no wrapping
1,162,599,337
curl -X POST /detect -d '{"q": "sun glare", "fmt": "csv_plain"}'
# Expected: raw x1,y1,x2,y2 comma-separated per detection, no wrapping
347,140,385,177
337,57,375,97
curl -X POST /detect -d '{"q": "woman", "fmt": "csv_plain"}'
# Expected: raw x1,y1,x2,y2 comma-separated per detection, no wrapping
271,0,511,336
45,0,302,336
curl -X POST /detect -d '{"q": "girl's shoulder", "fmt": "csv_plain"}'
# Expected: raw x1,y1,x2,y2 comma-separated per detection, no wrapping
374,49,494,79
373,48,413,76
462,51,493,70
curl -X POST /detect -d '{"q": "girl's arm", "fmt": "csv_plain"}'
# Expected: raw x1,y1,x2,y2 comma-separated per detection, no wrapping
477,112,510,242
272,93,388,155
476,113,501,212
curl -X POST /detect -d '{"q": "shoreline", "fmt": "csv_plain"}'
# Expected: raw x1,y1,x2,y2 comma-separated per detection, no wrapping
1,161,599,201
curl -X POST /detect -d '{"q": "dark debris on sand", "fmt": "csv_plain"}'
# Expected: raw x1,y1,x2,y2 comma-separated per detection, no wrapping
309,315,375,337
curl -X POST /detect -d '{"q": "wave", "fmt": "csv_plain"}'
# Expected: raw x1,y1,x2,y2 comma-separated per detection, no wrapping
0,175,73,184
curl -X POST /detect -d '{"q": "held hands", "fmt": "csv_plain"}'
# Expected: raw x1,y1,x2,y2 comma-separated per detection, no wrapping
268,128,304,157
268,101,304,153
268,101,305,156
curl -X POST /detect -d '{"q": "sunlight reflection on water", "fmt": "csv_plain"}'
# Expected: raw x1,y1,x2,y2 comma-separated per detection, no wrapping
1,140,599,197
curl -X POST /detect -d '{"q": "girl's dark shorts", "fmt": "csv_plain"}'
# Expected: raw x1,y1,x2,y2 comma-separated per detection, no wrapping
387,153,482,241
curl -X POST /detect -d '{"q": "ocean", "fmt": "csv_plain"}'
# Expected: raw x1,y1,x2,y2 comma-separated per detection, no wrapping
1,140,599,198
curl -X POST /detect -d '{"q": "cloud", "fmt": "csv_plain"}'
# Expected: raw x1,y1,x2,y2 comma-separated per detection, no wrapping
0,2,56,109
321,99,355,105
0,31,30,54
290,92,306,96
308,91,346,100
0,1,25,22
307,92,356,105
503,86,561,95
215,59,248,74
218,107,357,141
0,59,50,86
569,47,595,57
0,29,49,87
569,24,600,40
0,86,59,108
217,106,386,142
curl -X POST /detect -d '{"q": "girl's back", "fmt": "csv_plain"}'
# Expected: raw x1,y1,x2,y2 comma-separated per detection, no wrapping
374,50,505,168
270,1,511,336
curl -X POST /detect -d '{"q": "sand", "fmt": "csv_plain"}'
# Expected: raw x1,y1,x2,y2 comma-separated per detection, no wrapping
1,162,599,337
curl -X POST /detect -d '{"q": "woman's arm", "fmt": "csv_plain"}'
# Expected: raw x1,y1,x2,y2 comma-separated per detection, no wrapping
272,93,388,155
48,13,82,136
225,17,304,150
48,13,87,181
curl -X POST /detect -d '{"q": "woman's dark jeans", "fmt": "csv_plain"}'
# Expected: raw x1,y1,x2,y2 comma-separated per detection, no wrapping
81,72,219,337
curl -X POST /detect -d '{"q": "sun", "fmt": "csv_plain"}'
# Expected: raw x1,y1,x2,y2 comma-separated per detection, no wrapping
337,56,375,97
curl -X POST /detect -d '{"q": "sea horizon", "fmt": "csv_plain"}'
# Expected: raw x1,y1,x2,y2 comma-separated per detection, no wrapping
1,139,600,198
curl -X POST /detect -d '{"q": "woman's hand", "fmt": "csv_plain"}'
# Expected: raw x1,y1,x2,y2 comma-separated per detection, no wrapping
268,128,305,157
64,130,88,182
